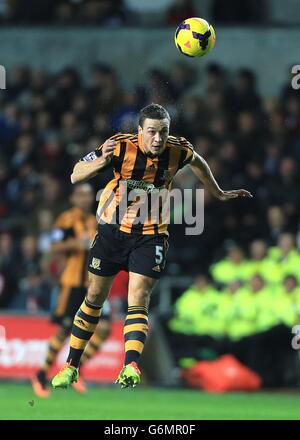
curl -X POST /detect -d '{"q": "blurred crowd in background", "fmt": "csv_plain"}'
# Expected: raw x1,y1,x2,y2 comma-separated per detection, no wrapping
0,58,300,317
0,0,285,26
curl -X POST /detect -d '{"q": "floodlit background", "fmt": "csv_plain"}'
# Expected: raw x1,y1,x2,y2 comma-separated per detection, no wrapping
1,0,300,420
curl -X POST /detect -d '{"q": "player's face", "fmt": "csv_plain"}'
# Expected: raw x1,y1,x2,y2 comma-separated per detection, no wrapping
71,185,94,212
139,118,170,156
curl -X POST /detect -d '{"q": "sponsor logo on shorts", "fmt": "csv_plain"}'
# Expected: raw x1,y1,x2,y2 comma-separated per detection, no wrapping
90,257,101,270
152,265,161,272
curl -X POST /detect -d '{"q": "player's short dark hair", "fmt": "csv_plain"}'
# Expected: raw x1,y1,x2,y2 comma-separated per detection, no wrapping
139,103,170,127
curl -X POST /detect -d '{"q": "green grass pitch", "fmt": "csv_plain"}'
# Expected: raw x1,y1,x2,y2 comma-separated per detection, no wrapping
1,383,299,420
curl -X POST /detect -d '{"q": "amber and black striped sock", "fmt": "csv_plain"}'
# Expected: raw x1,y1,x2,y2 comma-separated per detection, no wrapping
41,327,68,374
124,305,149,365
80,331,104,366
67,298,102,368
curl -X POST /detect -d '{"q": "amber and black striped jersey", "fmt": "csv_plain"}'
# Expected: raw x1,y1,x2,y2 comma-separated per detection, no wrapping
52,207,97,287
80,133,194,235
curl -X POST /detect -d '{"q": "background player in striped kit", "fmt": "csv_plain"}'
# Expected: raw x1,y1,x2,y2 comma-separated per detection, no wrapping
32,184,111,397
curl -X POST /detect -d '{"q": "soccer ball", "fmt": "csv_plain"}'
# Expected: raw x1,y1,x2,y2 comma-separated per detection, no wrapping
174,17,216,58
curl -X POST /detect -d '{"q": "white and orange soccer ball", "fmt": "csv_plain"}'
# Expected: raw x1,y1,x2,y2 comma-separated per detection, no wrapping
174,17,216,58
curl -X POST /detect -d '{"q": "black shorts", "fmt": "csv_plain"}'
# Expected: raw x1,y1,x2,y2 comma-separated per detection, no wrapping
51,285,111,329
88,223,169,279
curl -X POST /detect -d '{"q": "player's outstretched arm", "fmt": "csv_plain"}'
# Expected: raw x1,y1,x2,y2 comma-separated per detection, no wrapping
51,237,90,253
189,152,253,201
71,139,116,184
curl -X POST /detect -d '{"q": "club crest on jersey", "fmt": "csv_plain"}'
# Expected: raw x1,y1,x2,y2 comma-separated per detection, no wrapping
90,257,101,269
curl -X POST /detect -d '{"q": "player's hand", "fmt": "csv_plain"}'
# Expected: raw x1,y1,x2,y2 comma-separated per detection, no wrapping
102,139,116,161
216,189,253,201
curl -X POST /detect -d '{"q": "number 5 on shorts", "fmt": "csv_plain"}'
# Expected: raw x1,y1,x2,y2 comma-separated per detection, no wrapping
155,245,164,264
